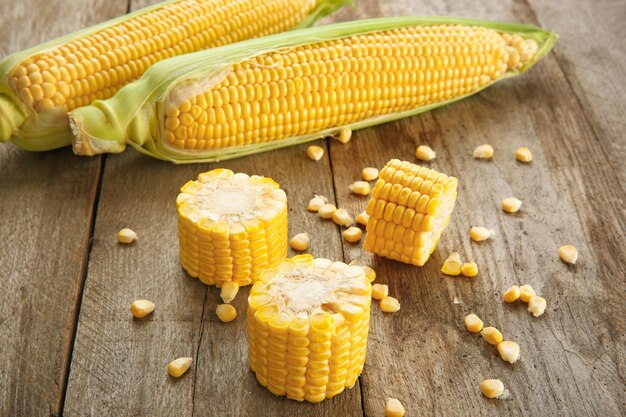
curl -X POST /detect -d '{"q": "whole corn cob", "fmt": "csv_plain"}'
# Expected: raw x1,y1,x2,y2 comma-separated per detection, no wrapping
247,254,372,402
177,168,288,286
69,17,556,162
0,0,349,150
364,159,458,266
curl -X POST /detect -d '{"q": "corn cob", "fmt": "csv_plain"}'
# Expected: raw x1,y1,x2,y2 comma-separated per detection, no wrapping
247,254,371,402
0,0,349,150
177,168,288,286
363,159,458,266
69,17,556,162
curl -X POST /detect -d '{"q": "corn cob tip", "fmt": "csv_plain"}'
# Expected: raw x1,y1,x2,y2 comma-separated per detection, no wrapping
0,94,25,143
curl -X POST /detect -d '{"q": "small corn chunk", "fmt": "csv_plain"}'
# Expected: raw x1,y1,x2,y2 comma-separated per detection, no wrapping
464,313,484,333
528,296,547,317
519,285,536,303
441,252,462,276
380,296,401,313
220,281,240,303
333,208,354,227
117,228,137,244
415,145,436,161
216,304,237,322
515,147,533,162
470,226,492,242
290,233,311,251
481,327,503,346
343,227,363,243
497,341,520,363
502,285,521,303
481,379,505,399
361,167,379,181
558,245,578,264
385,398,405,417
501,197,522,213
356,211,370,226
167,357,193,378
307,195,328,212
338,127,352,144
349,181,371,196
473,144,494,159
461,262,478,277
372,284,389,300
130,299,155,318
307,145,324,161
318,203,337,219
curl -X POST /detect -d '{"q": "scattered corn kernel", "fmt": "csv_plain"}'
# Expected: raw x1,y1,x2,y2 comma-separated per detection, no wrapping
356,211,370,226
519,284,536,303
130,299,155,318
318,203,337,219
558,245,578,264
349,181,371,195
216,304,237,322
338,127,352,143
464,313,484,333
441,252,462,276
501,197,522,213
473,144,494,159
470,226,492,242
220,281,240,303
343,226,363,243
481,379,505,399
481,327,503,345
415,145,436,161
372,284,389,300
528,296,547,317
461,262,478,277
290,233,310,251
497,341,520,363
502,285,521,303
117,228,137,244
385,398,405,417
361,265,376,282
515,147,533,162
306,145,324,161
361,167,379,181
307,195,327,212
167,357,193,378
380,296,401,313
332,208,354,226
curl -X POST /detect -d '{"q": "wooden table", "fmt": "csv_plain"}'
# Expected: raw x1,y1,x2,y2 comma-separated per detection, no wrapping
1,0,624,416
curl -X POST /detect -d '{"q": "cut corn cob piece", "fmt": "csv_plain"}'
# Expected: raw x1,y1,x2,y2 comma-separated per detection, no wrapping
68,17,556,162
363,159,458,266
177,168,288,286
247,255,372,402
0,0,348,151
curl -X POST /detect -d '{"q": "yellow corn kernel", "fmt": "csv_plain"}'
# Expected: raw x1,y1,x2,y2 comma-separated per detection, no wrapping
501,197,522,213
473,144,494,159
441,252,462,276
216,304,237,322
528,296,547,317
361,167,379,181
481,327,503,346
290,233,310,251
220,281,240,303
519,285,536,303
558,245,578,264
349,181,371,196
380,296,400,313
343,227,363,243
415,145,436,161
307,195,327,212
356,211,370,226
515,147,533,162
481,379,505,399
332,208,354,227
318,203,337,219
361,265,376,282
502,285,520,303
372,284,389,300
497,341,520,363
167,357,193,378
337,127,352,144
117,228,137,244
461,262,478,277
385,398,405,417
470,226,492,242
306,145,324,161
464,313,484,333
130,299,155,318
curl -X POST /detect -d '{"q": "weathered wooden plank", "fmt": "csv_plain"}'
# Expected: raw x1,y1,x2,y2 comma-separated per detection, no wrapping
0,1,127,416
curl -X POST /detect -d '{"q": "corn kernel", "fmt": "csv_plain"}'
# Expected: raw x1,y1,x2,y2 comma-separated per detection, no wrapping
337,127,352,143
528,296,547,317
415,145,436,161
220,281,240,303
372,284,389,300
558,245,578,264
481,379,505,399
130,299,155,318
501,197,522,213
343,226,363,243
473,144,494,159
167,357,193,378
306,145,324,161
515,147,532,162
470,226,492,242
318,203,337,219
441,252,462,276
216,304,237,322
464,313,484,333
361,265,376,282
307,195,327,212
497,341,520,363
380,296,400,313
385,398,405,417
356,211,370,226
290,232,310,251
332,208,354,226
361,167,379,181
502,285,520,303
349,181,371,195
461,262,478,277
519,285,535,303
481,327,503,345
117,228,137,244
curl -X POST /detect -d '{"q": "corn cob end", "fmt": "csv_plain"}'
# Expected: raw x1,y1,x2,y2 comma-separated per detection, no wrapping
0,94,25,142
69,103,128,156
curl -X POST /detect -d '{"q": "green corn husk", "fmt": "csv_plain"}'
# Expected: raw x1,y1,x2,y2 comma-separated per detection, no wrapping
69,16,557,163
0,0,351,151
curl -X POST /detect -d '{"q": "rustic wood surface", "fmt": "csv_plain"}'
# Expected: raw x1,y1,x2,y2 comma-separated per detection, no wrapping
0,0,624,416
